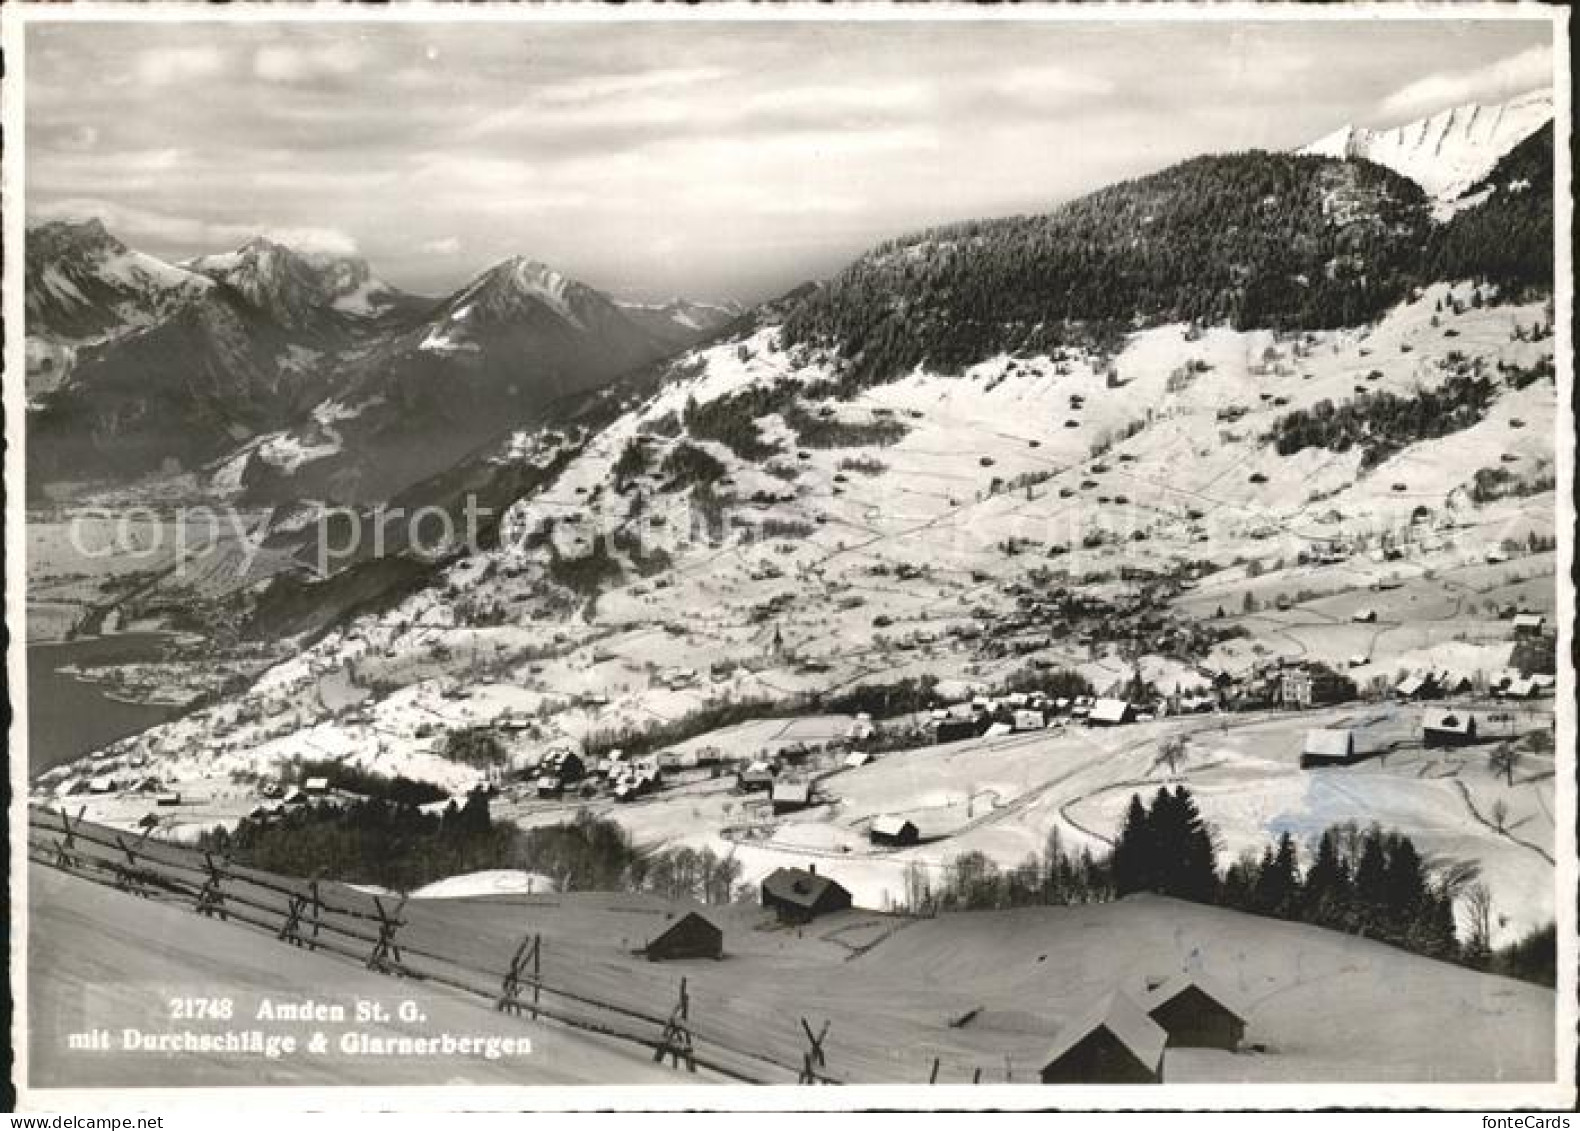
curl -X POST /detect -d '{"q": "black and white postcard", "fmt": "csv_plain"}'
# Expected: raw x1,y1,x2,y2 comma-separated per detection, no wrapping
4,3,1573,1112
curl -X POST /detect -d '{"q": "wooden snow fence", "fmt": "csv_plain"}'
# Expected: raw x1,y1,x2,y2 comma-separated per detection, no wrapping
26,807,840,1085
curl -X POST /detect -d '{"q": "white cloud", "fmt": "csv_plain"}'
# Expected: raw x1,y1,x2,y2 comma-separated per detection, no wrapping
135,46,226,86
59,125,100,152
253,43,368,84
742,82,934,118
420,236,462,256
28,198,357,258
262,227,360,256
1379,44,1553,121
534,66,733,105
988,65,1116,102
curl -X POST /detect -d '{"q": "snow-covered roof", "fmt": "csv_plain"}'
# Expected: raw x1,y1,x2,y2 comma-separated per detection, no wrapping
1089,698,1132,723
844,750,872,768
1396,674,1428,695
1303,728,1354,759
1423,710,1475,735
871,814,916,837
1042,991,1166,1075
1513,613,1545,629
771,781,811,804
1139,972,1247,1024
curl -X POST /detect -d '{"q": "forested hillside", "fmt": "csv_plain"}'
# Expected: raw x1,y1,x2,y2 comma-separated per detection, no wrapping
783,135,1553,390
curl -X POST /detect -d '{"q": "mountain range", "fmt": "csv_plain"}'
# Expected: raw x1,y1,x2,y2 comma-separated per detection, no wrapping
24,87,1551,508
24,224,740,500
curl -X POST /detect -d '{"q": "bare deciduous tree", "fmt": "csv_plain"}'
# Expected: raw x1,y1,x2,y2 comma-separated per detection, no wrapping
1462,882,1494,965
1489,743,1523,788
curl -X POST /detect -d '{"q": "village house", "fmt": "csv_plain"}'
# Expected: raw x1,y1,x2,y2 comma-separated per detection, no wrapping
738,762,776,792
1086,698,1135,727
1423,710,1479,748
1280,668,1313,709
761,865,852,924
771,780,813,815
1040,991,1166,1084
1394,673,1435,701
1513,613,1546,638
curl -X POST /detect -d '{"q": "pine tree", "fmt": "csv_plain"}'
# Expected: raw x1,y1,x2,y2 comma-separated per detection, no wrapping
1113,793,1156,896
1353,828,1389,935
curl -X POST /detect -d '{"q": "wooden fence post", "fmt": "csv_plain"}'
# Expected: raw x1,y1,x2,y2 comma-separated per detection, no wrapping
53,807,85,871
113,834,151,897
195,852,230,919
366,895,408,974
279,880,322,949
496,934,539,1016
653,977,696,1073
797,1017,829,1084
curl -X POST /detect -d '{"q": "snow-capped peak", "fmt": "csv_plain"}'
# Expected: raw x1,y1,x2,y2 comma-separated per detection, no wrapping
1298,86,1553,201
447,256,608,329
184,238,399,324
26,218,213,342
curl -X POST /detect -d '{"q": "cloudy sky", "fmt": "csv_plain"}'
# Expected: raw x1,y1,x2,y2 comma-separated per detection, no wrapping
26,16,1555,304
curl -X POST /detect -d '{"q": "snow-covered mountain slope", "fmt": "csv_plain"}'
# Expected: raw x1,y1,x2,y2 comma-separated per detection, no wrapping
184,238,418,333
45,279,1557,942
25,219,213,345
1299,87,1552,202
618,297,742,350
221,257,683,504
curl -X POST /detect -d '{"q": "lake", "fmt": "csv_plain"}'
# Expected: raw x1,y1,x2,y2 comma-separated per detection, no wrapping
25,633,176,776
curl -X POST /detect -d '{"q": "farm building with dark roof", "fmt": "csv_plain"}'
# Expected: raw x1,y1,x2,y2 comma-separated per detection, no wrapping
1040,991,1166,1084
869,815,920,847
641,912,723,961
761,866,852,924
1139,974,1247,1051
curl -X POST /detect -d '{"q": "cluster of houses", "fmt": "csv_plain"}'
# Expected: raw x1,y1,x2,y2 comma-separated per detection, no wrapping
1302,706,1499,767
927,693,1147,744
533,748,587,798
245,775,335,822
1393,667,1554,702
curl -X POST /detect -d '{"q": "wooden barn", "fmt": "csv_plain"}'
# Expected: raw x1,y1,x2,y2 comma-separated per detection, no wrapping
869,815,920,847
1139,974,1247,1051
771,780,813,814
1040,992,1166,1084
1300,728,1357,767
933,716,980,745
738,762,776,792
1086,698,1135,727
1513,613,1546,638
761,865,852,924
1423,710,1478,748
641,912,723,961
